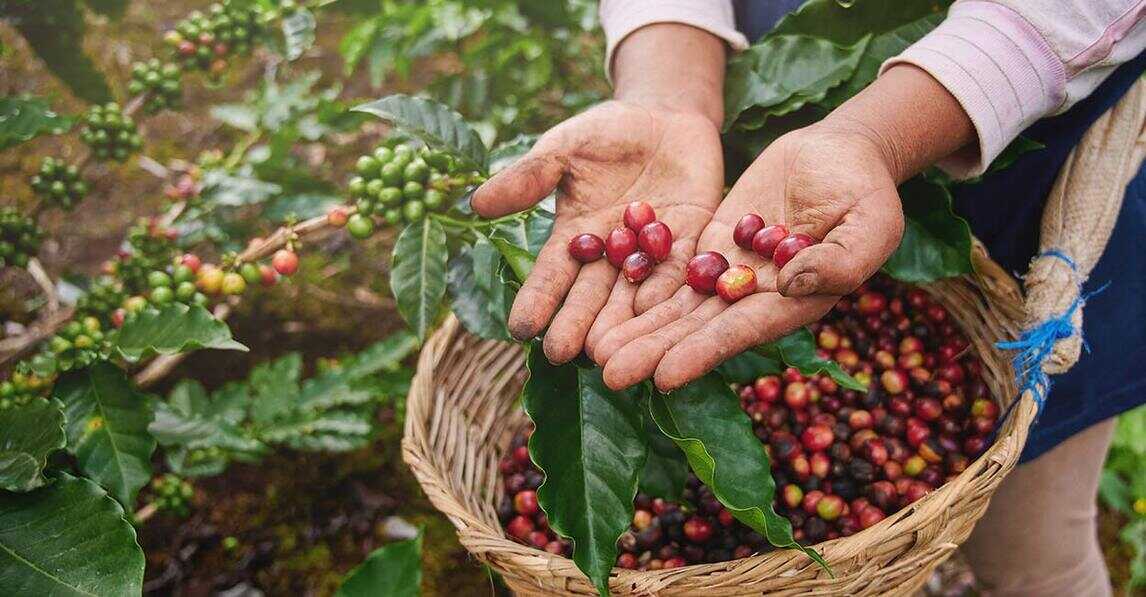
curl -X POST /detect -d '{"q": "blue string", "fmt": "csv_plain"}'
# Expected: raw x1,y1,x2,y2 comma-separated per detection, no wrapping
994,278,1108,420
1037,249,1078,271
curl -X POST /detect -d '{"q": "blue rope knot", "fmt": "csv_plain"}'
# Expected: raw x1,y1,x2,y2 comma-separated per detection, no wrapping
1036,248,1079,271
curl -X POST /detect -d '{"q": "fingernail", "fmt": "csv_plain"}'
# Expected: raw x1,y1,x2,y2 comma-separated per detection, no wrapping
784,272,819,297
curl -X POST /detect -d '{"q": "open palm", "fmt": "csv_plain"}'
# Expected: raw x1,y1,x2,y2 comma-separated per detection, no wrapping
471,100,724,364
592,125,906,390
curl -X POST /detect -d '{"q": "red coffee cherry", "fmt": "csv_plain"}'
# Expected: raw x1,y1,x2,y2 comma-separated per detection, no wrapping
514,490,540,516
715,265,756,302
568,233,605,263
605,227,638,267
623,201,656,231
622,251,655,283
772,233,816,268
685,251,730,294
683,516,714,543
752,224,788,259
272,249,299,276
733,214,765,249
637,221,673,262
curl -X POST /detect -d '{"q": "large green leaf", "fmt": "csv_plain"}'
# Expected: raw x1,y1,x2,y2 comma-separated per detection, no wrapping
650,374,826,568
724,34,869,131
53,363,156,505
770,0,946,44
638,412,688,501
114,303,248,361
390,219,448,340
353,94,488,172
820,12,944,107
716,350,783,384
2,0,113,103
0,398,66,491
249,352,302,426
447,237,511,340
336,532,423,597
0,474,143,596
0,96,72,151
281,8,317,60
337,330,420,379
522,349,646,597
759,328,866,391
259,410,373,452
883,177,973,282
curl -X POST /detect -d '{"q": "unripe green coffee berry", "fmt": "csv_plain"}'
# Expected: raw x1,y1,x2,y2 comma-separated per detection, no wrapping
346,214,374,239
402,201,425,222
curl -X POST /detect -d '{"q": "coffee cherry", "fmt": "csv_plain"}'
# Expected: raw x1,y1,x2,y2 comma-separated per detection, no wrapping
637,222,672,262
617,553,638,569
621,252,655,283
685,251,729,294
507,515,534,540
514,490,540,516
715,265,756,303
683,517,714,543
970,398,999,420
221,272,246,295
346,214,374,239
272,249,299,276
858,506,886,529
180,253,202,273
733,214,765,249
326,206,350,227
568,233,605,263
196,266,224,294
604,227,638,267
815,494,845,521
751,224,788,259
623,201,656,231
784,382,810,410
800,425,834,452
772,233,816,268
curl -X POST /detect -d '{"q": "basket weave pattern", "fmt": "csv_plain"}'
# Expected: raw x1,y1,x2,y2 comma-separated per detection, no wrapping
402,81,1144,596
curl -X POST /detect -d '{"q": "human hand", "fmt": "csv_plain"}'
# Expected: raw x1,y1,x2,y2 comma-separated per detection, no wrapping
592,123,906,390
470,99,724,363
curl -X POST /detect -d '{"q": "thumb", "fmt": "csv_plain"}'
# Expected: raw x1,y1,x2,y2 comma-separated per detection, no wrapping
777,185,904,297
470,144,565,218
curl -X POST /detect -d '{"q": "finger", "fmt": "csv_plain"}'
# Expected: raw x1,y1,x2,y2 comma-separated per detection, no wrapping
602,297,726,390
471,148,564,218
633,231,696,315
778,185,904,297
654,293,837,392
543,259,618,364
506,222,580,340
592,286,707,365
585,279,637,363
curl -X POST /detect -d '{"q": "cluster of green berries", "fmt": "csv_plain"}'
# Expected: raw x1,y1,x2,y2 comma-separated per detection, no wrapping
79,103,142,162
128,59,183,113
76,276,127,326
108,219,180,292
164,1,264,75
140,265,210,309
149,474,195,517
47,317,108,373
0,207,43,269
0,369,53,410
29,157,88,211
343,144,465,238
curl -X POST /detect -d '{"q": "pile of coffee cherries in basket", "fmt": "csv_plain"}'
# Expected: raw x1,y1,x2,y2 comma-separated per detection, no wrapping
498,274,1000,570
567,203,819,303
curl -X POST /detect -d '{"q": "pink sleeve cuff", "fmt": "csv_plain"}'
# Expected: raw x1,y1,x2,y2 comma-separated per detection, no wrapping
880,1,1067,179
599,0,749,81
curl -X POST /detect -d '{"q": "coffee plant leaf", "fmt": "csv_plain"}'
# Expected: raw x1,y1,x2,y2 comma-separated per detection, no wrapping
115,303,248,361
0,474,143,596
336,330,420,379
0,96,73,151
259,410,374,452
149,400,218,446
883,177,973,282
2,0,113,103
724,34,869,132
249,352,303,425
638,409,688,501
487,133,538,174
0,398,66,492
391,219,449,340
770,0,947,44
336,531,423,597
53,362,156,506
299,376,375,410
819,12,944,108
447,239,511,340
488,236,535,281
199,169,283,207
716,350,784,384
353,94,488,172
340,17,382,76
649,374,827,569
281,8,317,60
758,328,867,391
523,348,647,597
490,209,553,258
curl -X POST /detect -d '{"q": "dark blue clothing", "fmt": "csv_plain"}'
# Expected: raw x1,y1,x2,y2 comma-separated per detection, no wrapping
733,3,1146,462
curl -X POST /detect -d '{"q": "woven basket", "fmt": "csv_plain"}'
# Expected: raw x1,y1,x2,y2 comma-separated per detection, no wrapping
402,82,1145,595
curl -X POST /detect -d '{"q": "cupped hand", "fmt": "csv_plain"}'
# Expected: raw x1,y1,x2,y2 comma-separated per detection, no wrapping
593,123,906,391
470,100,724,364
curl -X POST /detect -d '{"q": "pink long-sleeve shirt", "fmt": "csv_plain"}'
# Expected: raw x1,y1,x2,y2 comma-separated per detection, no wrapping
599,0,1146,178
